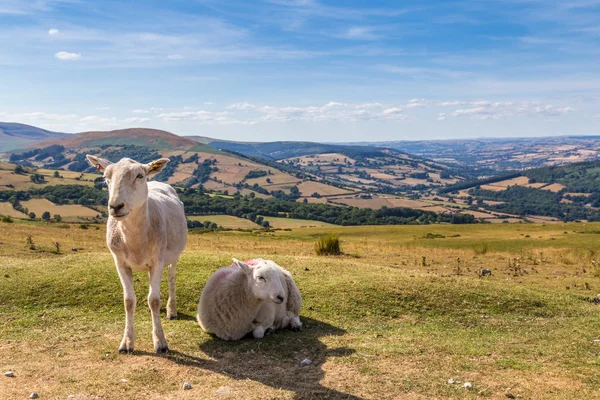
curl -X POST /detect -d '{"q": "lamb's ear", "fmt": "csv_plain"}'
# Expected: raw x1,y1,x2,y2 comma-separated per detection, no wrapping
146,158,169,178
232,258,251,274
86,155,112,172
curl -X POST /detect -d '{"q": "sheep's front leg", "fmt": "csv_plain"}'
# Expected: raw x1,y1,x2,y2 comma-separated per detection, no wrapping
148,262,168,354
252,303,276,339
166,261,177,320
116,263,136,354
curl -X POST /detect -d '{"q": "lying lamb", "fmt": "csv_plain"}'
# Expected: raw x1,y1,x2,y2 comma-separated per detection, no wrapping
197,258,302,340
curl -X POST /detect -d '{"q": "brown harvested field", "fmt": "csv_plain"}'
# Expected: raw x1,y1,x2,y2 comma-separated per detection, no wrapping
396,177,430,186
523,182,548,189
337,174,378,185
21,199,99,219
482,200,505,206
334,196,430,210
565,192,591,197
260,216,336,228
297,181,353,196
0,202,27,218
0,170,95,190
238,189,271,199
490,176,530,187
461,210,496,219
386,197,431,208
167,162,197,185
37,169,98,182
480,184,506,192
296,196,329,204
203,180,229,191
417,205,448,213
188,214,260,229
246,172,301,187
541,183,566,192
207,154,268,185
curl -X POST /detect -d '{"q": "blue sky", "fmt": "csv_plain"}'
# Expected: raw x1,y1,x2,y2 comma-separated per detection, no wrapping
0,0,599,141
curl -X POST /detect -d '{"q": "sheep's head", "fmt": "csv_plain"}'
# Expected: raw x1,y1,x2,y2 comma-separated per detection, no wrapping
233,258,286,304
86,155,169,220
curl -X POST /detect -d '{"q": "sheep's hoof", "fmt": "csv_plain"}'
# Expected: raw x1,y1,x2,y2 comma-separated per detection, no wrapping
292,325,302,332
264,327,274,336
118,347,133,354
155,345,169,354
167,314,178,320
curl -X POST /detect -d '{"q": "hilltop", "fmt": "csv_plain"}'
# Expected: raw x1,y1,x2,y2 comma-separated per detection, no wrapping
0,122,71,152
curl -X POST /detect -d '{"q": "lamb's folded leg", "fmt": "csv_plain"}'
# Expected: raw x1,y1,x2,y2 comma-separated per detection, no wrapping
252,303,276,339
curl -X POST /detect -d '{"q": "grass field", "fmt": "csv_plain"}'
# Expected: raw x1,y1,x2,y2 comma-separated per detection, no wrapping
188,214,261,229
260,216,336,229
2,221,600,399
21,198,100,220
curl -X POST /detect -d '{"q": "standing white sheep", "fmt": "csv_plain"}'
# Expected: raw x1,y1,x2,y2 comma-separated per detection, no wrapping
86,155,187,354
197,258,302,341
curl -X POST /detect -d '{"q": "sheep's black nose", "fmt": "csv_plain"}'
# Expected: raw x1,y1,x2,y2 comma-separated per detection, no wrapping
276,295,284,303
110,203,124,211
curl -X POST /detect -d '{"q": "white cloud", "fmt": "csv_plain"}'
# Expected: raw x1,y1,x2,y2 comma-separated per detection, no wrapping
123,117,150,123
48,28,59,35
226,102,256,110
55,51,81,60
167,54,184,60
440,102,575,120
0,111,77,121
96,106,110,110
341,26,378,40
132,109,150,114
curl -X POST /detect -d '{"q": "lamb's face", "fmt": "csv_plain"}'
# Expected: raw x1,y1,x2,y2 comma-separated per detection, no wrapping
85,155,169,220
233,258,286,304
252,263,286,304
103,159,149,219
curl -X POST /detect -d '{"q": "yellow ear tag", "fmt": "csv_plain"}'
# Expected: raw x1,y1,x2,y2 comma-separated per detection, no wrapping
148,161,160,172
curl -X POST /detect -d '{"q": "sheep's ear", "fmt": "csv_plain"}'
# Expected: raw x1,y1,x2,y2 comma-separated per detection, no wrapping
146,158,169,178
86,155,111,172
232,258,251,274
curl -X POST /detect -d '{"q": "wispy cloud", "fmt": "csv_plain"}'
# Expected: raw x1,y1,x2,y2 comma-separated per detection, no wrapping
437,101,575,120
48,28,59,35
55,51,81,60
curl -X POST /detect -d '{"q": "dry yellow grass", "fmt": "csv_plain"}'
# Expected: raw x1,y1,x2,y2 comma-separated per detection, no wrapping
3,223,600,398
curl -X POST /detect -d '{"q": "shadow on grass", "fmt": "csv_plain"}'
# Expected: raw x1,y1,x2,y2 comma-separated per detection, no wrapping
166,316,362,399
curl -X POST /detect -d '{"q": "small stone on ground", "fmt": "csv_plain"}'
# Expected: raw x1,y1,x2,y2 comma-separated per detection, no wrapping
4,371,15,377
183,381,192,390
30,393,39,399
447,378,455,384
463,382,473,390
300,358,311,366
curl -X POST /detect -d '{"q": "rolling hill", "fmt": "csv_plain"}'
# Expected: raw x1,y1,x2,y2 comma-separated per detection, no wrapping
0,122,71,152
438,159,600,222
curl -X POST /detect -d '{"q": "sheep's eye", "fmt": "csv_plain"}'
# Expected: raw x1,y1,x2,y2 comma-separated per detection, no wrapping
136,174,144,180
258,276,266,282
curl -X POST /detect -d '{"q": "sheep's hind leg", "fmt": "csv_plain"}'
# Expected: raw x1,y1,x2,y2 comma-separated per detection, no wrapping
116,263,136,353
166,261,177,320
148,262,169,354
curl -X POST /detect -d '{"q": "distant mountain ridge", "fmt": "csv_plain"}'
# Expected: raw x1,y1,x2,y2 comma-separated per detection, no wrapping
0,122,71,152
